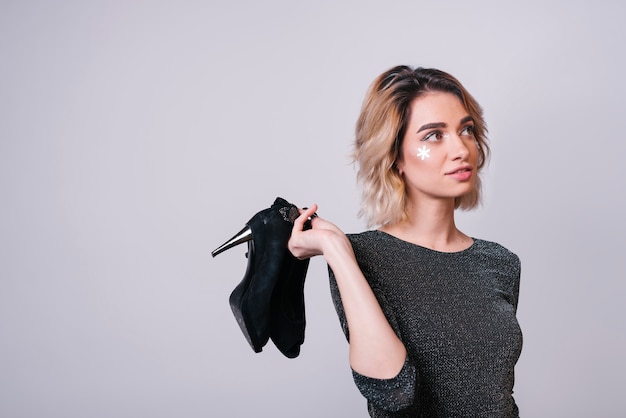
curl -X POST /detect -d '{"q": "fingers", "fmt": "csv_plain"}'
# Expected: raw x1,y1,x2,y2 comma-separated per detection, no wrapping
294,204,319,231
300,204,318,218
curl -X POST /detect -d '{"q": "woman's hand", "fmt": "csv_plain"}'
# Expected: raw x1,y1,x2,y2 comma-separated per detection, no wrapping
288,204,352,261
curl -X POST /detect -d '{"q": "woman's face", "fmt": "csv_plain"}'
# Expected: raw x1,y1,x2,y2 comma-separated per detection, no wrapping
396,91,479,205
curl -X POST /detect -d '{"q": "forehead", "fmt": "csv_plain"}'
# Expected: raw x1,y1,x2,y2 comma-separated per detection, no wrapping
407,91,468,125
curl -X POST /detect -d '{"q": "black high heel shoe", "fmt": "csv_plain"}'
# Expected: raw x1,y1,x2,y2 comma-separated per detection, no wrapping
270,250,310,358
212,197,304,353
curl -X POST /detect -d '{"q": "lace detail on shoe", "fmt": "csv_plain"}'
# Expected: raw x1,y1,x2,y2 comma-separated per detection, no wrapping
279,206,299,223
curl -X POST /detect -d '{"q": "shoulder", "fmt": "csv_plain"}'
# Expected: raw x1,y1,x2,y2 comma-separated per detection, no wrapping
344,231,396,276
473,239,522,306
473,238,521,272
346,230,394,258
474,238,519,257
346,230,382,248
346,230,379,258
347,230,379,241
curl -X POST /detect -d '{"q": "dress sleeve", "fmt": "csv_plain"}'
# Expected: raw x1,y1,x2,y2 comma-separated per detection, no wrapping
510,253,522,313
328,265,418,412
515,259,521,313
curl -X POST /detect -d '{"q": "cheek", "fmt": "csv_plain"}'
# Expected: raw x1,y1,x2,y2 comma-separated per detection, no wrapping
415,144,432,161
398,143,444,173
407,143,447,165
469,141,480,163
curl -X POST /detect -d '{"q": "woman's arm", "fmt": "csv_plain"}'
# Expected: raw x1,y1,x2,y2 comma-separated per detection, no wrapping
288,205,406,379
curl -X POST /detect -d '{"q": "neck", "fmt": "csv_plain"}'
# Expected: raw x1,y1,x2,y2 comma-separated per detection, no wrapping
380,197,472,252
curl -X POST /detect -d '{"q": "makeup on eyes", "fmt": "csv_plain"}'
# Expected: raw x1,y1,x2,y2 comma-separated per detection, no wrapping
460,125,475,137
421,131,449,142
419,122,475,143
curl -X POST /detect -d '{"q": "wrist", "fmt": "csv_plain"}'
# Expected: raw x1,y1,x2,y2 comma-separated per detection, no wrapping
322,232,355,267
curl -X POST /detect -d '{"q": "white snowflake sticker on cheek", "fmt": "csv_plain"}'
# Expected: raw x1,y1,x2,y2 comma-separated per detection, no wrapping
417,145,431,160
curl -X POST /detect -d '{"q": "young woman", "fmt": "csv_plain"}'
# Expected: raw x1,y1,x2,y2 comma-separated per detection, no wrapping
288,66,522,417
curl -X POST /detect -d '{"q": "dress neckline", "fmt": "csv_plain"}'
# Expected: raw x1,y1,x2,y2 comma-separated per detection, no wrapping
371,230,478,255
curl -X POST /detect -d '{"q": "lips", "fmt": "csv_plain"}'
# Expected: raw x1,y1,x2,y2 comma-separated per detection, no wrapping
445,166,473,181
446,165,472,175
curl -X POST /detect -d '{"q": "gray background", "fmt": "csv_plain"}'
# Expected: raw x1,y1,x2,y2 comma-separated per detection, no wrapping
2,1,625,417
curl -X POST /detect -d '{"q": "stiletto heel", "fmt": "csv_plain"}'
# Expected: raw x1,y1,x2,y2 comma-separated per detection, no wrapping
211,226,252,257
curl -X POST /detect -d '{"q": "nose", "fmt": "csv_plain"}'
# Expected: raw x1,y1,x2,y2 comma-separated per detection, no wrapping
449,134,470,160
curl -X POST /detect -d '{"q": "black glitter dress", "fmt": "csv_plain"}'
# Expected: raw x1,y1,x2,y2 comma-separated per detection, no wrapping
329,231,522,417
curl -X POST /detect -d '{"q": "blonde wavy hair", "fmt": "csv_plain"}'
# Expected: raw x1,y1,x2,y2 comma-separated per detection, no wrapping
354,65,490,227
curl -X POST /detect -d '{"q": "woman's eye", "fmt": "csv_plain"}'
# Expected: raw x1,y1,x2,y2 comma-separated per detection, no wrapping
422,131,444,142
460,125,475,137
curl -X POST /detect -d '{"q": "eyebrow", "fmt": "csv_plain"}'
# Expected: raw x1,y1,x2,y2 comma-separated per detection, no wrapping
416,115,475,133
417,122,446,133
460,115,474,125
